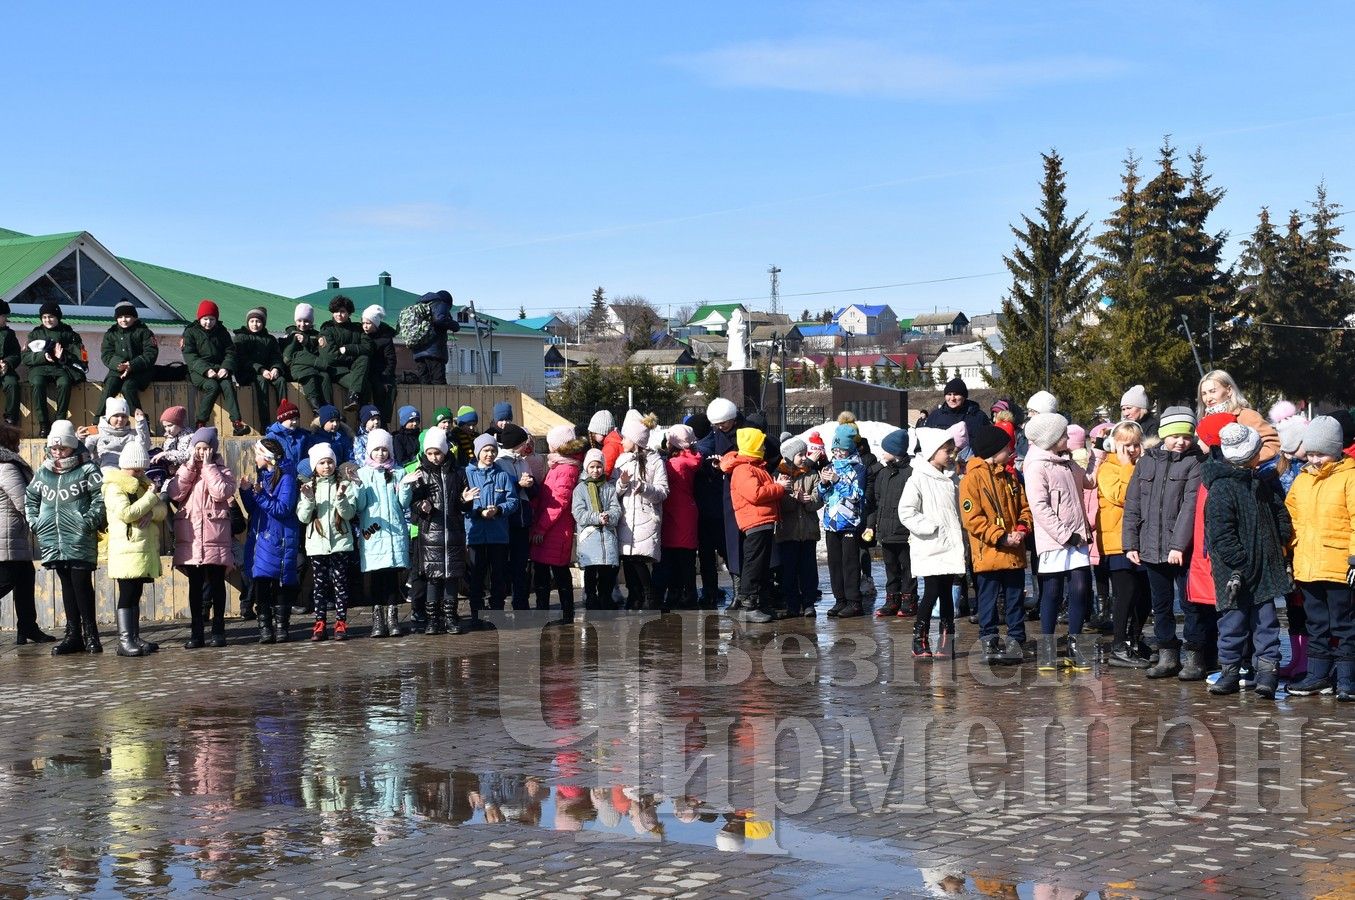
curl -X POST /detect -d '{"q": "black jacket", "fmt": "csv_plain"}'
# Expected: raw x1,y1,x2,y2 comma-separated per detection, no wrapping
0,326,19,375
1201,457,1293,611
1122,444,1202,563
318,320,371,369
368,323,398,380
181,322,236,376
867,458,912,544
924,399,989,443
413,295,457,362
410,457,471,580
232,325,285,381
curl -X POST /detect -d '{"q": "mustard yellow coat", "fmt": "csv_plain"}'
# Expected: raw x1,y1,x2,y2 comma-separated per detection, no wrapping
1285,457,1355,584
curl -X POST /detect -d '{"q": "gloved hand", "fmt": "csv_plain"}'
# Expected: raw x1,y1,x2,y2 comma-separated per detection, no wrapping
1066,533,1084,547
1226,571,1243,601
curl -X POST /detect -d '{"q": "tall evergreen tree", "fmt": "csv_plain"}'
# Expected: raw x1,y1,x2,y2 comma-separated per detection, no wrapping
1231,208,1287,395
584,286,608,340
1177,147,1233,370
995,150,1095,412
1292,184,1355,401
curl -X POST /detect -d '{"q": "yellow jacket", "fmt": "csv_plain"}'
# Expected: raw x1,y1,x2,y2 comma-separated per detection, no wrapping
1096,454,1134,557
1285,457,1355,583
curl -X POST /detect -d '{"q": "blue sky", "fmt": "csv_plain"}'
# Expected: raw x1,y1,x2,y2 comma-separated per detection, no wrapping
5,2,1354,323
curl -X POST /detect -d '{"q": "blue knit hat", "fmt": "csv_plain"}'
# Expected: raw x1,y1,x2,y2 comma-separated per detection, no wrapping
397,405,420,427
832,424,857,451
881,428,908,458
358,404,381,428
492,401,514,422
318,405,340,427
455,405,478,426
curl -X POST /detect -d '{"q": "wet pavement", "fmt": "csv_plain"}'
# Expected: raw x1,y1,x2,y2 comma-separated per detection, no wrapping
2,586,1354,899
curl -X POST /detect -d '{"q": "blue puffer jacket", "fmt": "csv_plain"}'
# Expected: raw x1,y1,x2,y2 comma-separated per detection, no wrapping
354,465,412,572
266,422,308,467
463,462,519,545
819,454,866,533
242,460,301,586
299,425,354,477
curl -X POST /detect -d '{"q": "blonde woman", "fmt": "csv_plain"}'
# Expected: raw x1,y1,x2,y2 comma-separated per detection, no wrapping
1197,370,1283,472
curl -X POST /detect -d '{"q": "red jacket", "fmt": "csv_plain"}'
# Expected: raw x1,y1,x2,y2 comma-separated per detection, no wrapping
723,452,784,531
1186,484,1216,606
662,449,701,550
529,455,581,567
601,431,624,478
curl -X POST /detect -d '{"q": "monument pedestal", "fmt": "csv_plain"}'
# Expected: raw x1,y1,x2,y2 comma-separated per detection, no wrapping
719,369,762,417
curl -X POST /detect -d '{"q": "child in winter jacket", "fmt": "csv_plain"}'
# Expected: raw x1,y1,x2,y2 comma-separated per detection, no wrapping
353,404,384,469
573,449,622,610
355,428,412,638
240,436,301,643
899,427,964,658
660,424,701,610
775,437,822,618
1203,423,1292,698
1023,413,1094,671
614,411,669,611
102,441,166,657
1123,406,1203,678
1181,413,1237,681
405,427,474,634
266,398,309,467
25,421,105,655
960,421,1032,664
299,405,353,475
85,396,152,472
1097,420,1150,668
1284,415,1355,700
867,429,915,618
725,427,787,624
530,425,586,624
496,423,542,611
167,426,238,649
464,433,520,621
297,441,358,641
393,405,422,467
151,404,194,481
819,424,867,618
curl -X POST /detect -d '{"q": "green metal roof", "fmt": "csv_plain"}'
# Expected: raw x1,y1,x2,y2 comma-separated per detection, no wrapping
687,302,744,324
0,232,84,296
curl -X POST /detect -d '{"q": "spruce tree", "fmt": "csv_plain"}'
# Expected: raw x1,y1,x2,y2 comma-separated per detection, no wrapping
995,150,1095,412
584,287,609,339
1176,147,1234,371
1232,208,1287,395
1294,184,1355,401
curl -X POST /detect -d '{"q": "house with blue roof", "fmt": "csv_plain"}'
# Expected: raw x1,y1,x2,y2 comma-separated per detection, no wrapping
833,303,898,337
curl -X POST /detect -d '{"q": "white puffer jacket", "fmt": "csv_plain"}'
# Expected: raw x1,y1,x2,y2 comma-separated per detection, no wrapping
613,448,669,561
898,459,966,577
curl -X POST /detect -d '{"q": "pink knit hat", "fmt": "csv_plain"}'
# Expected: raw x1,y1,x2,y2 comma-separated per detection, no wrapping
1066,423,1087,450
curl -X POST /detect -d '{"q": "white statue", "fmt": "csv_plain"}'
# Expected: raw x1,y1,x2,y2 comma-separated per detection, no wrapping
726,308,749,370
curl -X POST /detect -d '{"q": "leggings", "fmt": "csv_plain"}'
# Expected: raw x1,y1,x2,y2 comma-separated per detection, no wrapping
1110,567,1150,645
184,564,227,637
55,565,96,628
533,563,575,618
1040,567,1090,636
622,556,657,610
697,519,726,600
116,579,143,610
252,576,280,617
662,547,697,608
367,567,402,605
0,561,38,631
918,574,956,635
312,552,351,622
584,565,618,610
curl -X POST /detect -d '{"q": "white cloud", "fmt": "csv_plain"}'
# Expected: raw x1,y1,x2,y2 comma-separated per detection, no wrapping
673,38,1125,101
335,202,466,231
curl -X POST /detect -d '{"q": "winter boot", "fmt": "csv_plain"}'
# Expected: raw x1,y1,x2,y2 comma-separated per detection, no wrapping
16,623,56,645
1036,636,1058,672
115,608,144,657
274,606,291,643
1278,633,1308,680
1109,641,1150,669
239,584,256,621
898,593,918,617
257,598,276,644
386,605,403,637
1146,647,1181,679
982,636,1004,663
207,593,227,647
911,619,931,658
1066,635,1091,671
425,597,445,635
1289,657,1335,696
1002,636,1027,664
876,593,902,618
371,605,390,639
932,629,952,660
1337,661,1355,702
51,621,85,656
1178,648,1207,681
836,601,865,619
1209,663,1242,695
1255,658,1279,699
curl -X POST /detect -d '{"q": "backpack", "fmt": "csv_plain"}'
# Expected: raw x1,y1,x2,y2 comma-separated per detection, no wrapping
398,301,435,351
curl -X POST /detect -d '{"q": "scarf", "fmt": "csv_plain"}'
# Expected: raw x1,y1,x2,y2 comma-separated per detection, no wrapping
583,475,605,513
47,453,80,474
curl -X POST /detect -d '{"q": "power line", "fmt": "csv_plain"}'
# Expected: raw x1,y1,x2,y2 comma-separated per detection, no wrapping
1249,319,1355,331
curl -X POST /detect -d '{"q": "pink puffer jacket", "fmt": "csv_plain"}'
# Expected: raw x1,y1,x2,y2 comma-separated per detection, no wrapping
1023,444,1092,555
529,455,581,567
661,449,701,551
168,455,239,569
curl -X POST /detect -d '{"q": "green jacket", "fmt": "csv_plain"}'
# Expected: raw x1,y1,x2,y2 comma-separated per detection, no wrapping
21,323,86,377
232,325,285,381
319,320,371,369
0,326,19,375
101,321,159,377
181,322,237,378
283,325,324,379
297,474,358,556
24,455,105,567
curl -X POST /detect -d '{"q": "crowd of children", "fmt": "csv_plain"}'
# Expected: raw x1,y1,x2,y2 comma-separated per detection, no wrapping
3,365,1354,703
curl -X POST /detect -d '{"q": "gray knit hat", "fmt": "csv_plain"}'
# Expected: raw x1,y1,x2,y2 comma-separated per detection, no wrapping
1219,423,1262,465
1301,415,1343,458
1024,413,1069,451
1158,406,1196,438
780,437,807,460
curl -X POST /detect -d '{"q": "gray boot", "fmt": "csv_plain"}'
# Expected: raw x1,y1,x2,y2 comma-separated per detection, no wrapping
1178,648,1206,681
1255,657,1279,699
386,605,402,637
115,608,144,657
1146,647,1181,679
370,604,390,639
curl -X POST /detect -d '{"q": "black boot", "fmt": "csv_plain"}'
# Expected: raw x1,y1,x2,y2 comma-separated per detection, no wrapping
207,593,226,647
876,593,902,618
386,605,402,637
371,604,390,639
1255,658,1279,699
51,621,85,656
185,596,206,649
115,608,144,657
1178,648,1206,681
912,618,931,658
82,620,103,654
1146,647,1181,679
1209,663,1242,695
1066,635,1091,671
1109,640,1150,669
274,606,291,643
16,624,57,645
425,596,445,635
898,593,918,617
258,599,276,644
239,584,256,621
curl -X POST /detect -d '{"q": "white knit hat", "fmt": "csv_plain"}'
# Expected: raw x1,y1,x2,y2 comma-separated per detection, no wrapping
707,397,738,424
1218,423,1262,465
104,397,130,419
912,427,953,462
1024,413,1069,451
294,303,314,322
588,410,615,435
547,424,577,452
362,304,385,326
365,428,393,458
47,420,78,449
118,442,149,470
308,442,336,467
1026,390,1059,415
1120,384,1150,410
621,409,650,448
424,427,450,455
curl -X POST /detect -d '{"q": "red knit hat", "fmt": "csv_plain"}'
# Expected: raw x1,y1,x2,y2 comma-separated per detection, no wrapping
1197,412,1239,448
196,299,220,320
159,405,188,428
276,398,300,422
808,431,825,447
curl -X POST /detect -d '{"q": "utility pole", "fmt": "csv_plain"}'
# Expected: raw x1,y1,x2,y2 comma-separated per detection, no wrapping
1207,310,1215,370
768,265,781,316
469,299,491,385
1180,313,1205,379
